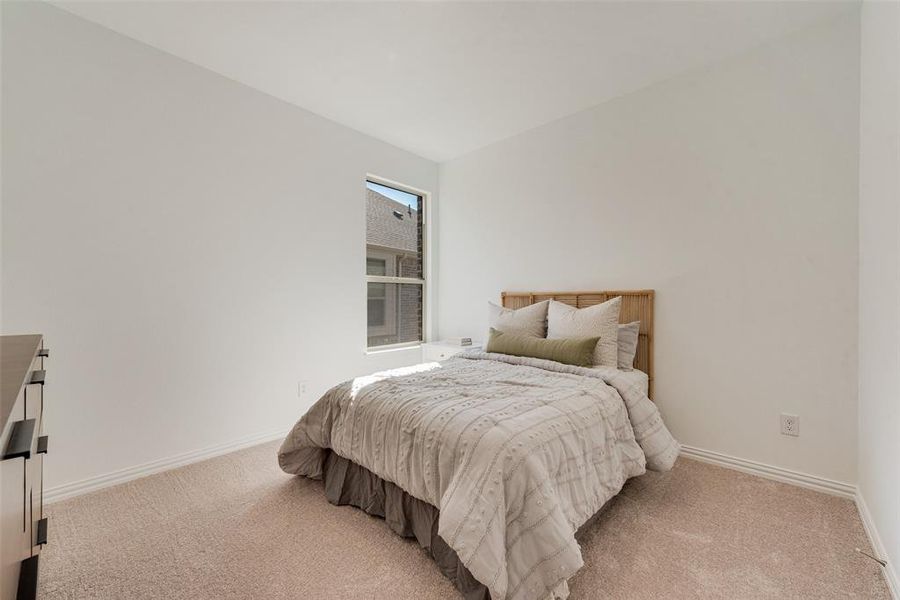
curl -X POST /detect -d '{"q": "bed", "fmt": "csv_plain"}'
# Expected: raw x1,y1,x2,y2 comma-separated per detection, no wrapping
278,290,679,600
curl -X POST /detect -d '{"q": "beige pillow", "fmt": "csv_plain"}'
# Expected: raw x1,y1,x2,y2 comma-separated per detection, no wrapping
485,328,599,367
487,300,548,338
547,297,621,367
617,321,640,370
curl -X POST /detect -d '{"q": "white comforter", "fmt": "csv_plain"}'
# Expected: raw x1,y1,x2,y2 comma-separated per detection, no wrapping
279,352,679,600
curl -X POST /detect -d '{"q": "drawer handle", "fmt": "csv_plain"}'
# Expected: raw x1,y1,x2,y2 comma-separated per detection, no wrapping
16,555,39,600
38,348,49,358
2,419,36,461
36,518,48,546
29,370,45,385
37,436,48,455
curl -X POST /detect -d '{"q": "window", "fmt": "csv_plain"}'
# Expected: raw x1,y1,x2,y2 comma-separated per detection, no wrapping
366,179,425,348
367,284,387,328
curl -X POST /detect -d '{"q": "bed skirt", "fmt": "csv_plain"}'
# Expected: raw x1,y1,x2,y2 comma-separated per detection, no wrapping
321,450,608,600
322,450,490,599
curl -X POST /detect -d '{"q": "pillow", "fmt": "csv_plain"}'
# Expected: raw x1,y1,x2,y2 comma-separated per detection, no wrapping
617,321,640,370
485,328,599,367
487,300,549,338
547,297,621,367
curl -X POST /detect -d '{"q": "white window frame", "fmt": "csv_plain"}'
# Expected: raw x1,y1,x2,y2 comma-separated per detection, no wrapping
365,175,431,352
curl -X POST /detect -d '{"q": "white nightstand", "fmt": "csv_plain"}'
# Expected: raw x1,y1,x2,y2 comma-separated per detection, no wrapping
422,340,483,362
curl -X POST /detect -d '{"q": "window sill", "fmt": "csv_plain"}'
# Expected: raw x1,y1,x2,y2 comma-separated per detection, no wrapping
365,343,423,355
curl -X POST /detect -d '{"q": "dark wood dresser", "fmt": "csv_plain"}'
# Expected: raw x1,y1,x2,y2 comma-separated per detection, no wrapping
0,335,48,600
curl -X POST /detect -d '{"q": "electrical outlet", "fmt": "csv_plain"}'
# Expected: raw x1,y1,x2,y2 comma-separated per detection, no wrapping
780,413,799,437
297,380,308,397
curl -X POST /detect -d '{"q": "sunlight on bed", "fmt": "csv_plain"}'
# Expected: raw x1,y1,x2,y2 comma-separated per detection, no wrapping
349,361,442,400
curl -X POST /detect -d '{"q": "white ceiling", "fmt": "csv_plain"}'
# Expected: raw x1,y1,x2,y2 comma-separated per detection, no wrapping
55,1,856,162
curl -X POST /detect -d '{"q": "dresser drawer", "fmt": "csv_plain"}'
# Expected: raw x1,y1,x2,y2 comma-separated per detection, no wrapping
0,454,28,600
25,452,43,555
23,357,43,429
0,336,47,600
0,386,32,600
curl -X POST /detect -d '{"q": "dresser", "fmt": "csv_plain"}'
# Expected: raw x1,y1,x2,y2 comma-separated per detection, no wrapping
0,335,48,600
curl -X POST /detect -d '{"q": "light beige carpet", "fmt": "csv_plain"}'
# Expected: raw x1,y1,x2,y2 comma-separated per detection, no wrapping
40,441,890,599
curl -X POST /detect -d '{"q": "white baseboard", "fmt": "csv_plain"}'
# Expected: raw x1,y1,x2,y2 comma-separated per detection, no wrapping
680,444,857,498
44,428,289,504
856,490,899,599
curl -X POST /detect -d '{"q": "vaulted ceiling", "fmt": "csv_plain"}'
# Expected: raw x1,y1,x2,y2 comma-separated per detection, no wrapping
56,1,856,162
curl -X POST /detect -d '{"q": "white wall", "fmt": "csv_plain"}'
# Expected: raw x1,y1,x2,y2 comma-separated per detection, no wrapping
1,1,879,508
438,14,861,483
0,2,437,492
858,0,900,589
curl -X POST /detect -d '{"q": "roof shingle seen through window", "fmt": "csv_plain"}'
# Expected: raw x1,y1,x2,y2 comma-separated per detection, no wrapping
366,189,419,253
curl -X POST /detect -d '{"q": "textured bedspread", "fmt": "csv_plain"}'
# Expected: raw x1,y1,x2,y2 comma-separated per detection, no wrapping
278,353,679,600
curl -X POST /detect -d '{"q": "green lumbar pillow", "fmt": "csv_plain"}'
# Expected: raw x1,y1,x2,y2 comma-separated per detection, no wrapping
485,328,599,367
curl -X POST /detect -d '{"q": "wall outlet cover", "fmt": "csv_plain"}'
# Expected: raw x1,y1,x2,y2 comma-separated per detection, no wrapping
780,413,799,437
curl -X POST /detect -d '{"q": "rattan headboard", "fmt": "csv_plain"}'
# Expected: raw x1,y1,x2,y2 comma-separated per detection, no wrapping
501,290,654,397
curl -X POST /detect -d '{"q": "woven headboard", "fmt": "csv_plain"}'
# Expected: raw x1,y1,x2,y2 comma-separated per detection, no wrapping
501,290,655,397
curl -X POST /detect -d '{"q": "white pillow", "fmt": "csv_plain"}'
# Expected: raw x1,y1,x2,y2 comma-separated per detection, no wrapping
617,321,640,370
487,300,549,338
547,297,621,367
